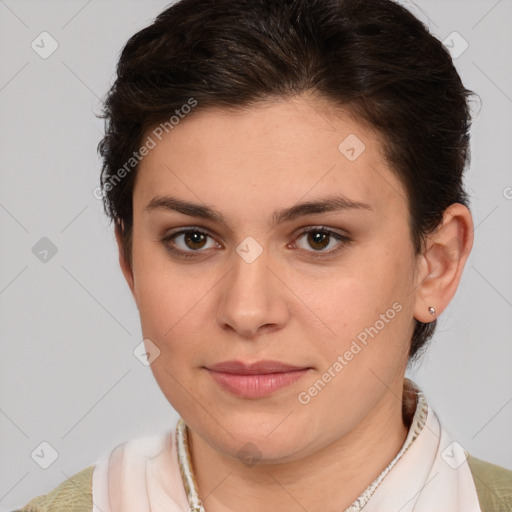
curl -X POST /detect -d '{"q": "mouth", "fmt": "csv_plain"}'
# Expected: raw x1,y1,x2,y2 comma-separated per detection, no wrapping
205,360,311,398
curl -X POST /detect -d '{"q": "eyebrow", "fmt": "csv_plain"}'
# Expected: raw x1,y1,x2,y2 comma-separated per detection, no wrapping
144,194,373,228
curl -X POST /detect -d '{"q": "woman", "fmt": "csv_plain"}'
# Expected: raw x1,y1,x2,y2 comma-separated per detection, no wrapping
17,0,512,510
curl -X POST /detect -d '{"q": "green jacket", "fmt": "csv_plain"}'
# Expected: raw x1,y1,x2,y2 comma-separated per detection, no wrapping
14,456,512,512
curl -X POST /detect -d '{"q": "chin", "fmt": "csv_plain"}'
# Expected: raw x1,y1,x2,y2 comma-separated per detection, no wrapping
205,413,318,464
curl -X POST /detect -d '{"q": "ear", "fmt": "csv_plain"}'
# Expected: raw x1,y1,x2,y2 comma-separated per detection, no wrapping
413,203,474,323
114,220,136,299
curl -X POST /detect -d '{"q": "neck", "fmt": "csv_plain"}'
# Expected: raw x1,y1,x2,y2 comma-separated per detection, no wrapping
188,383,410,512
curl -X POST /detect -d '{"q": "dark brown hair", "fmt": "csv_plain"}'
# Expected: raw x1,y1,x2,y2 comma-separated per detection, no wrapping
97,0,476,360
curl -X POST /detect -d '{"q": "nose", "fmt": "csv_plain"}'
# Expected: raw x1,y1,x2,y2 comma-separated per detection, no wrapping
216,246,290,339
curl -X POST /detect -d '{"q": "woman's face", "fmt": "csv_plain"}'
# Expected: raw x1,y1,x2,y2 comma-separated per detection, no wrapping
121,95,424,462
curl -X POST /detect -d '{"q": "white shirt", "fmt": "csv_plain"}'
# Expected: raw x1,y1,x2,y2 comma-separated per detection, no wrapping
92,379,482,512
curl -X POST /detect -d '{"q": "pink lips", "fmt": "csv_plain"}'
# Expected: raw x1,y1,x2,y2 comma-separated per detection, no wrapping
206,360,310,398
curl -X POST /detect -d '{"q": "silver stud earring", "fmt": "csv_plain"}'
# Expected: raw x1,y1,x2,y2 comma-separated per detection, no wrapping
428,306,436,316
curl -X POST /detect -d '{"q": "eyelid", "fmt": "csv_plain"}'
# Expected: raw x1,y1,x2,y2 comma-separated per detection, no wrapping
295,225,349,238
163,225,220,242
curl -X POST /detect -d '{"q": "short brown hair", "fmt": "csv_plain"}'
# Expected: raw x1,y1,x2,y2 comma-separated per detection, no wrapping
97,0,476,360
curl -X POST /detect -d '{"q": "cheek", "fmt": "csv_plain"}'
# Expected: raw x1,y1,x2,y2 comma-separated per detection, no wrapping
132,240,198,336
135,272,208,410
297,249,414,361
134,264,219,370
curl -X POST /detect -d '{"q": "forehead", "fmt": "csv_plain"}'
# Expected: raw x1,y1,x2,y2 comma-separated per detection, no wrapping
133,96,407,222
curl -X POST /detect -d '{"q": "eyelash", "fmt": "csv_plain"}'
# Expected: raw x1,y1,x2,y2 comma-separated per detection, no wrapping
161,226,353,260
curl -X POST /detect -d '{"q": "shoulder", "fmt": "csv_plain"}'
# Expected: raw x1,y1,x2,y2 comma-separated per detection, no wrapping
14,465,94,512
467,454,512,512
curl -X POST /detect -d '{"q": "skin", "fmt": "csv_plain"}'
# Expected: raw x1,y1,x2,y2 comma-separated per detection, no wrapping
115,94,474,512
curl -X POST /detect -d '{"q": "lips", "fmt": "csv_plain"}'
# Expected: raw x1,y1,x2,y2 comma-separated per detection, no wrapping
208,360,307,374
206,360,310,398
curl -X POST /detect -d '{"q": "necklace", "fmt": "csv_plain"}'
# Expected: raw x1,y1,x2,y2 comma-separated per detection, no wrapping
176,418,206,512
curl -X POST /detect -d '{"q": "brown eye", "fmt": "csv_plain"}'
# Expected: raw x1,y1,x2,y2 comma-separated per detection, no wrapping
162,228,221,258
306,231,331,251
293,227,353,257
183,231,208,250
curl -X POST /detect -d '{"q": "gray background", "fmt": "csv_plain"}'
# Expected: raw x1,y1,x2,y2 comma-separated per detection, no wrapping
1,0,511,509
